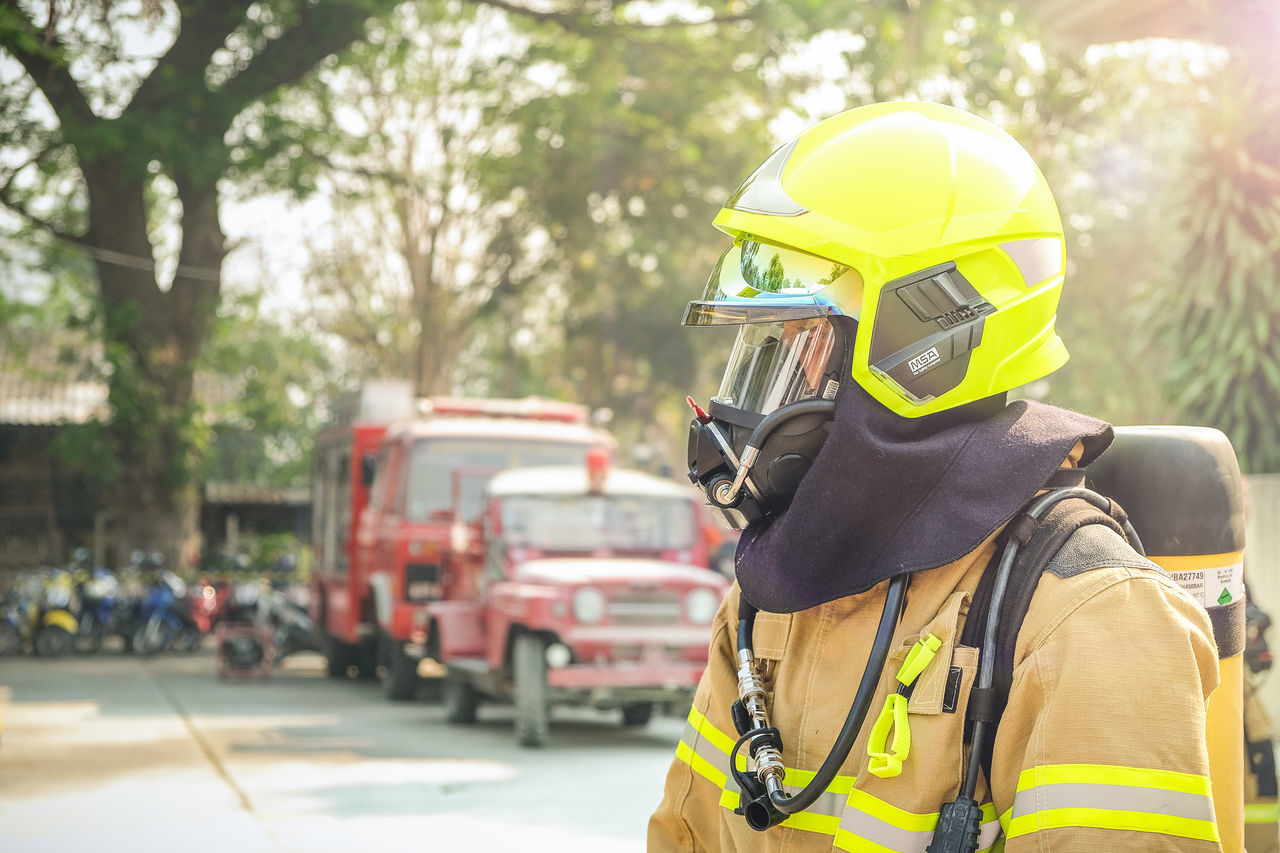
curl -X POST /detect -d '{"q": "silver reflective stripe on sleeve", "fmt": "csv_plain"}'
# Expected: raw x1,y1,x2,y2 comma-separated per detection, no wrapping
1002,764,1220,843
1011,782,1216,823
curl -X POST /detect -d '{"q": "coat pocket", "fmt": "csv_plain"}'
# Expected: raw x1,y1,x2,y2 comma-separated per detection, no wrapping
856,590,979,807
751,610,792,661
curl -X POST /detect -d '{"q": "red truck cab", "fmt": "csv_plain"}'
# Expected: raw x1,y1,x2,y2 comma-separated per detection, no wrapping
310,384,614,700
438,457,730,746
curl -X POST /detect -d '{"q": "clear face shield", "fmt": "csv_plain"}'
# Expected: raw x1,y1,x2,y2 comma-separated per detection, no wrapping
683,239,863,528
717,317,837,416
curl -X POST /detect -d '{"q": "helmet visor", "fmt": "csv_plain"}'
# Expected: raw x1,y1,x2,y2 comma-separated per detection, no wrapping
715,317,837,415
682,240,862,327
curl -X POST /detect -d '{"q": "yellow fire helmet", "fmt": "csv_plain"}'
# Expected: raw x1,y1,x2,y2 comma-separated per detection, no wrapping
683,101,1068,418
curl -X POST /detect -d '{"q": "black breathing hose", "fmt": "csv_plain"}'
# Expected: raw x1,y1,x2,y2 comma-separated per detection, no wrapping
737,572,909,817
743,398,836,452
961,487,1143,800
928,487,1146,853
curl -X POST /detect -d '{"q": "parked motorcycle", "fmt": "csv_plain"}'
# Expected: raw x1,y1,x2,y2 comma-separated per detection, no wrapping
73,562,120,655
216,580,272,679
0,587,27,656
266,586,318,660
132,571,201,656
33,570,78,658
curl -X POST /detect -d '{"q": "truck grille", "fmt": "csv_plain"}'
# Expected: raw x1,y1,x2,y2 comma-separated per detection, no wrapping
608,588,682,625
405,563,441,602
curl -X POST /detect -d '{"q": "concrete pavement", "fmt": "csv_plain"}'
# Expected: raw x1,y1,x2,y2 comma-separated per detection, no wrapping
0,651,686,853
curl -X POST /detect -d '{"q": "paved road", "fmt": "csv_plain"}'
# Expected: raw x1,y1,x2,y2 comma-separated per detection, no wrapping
0,651,687,853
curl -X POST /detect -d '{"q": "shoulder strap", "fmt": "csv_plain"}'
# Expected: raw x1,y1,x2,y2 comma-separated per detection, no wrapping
960,482,1141,785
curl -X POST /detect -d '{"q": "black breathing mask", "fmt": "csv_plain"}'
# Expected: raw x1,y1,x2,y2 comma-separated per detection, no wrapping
686,316,854,529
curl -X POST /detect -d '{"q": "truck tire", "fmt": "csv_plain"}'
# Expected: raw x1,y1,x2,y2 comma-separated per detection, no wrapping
324,634,352,678
381,634,419,701
443,670,480,724
354,640,379,680
513,633,550,747
621,702,654,728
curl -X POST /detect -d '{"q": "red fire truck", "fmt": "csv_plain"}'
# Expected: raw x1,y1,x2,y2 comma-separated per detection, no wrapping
438,451,730,746
310,381,615,700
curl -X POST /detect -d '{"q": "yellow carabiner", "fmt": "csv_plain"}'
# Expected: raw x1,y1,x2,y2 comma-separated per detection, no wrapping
867,693,912,777
866,634,943,779
896,633,942,687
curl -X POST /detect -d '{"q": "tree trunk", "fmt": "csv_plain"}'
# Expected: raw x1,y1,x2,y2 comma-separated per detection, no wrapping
82,157,223,567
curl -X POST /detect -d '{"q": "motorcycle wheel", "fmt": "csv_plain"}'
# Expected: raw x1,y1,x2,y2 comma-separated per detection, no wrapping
178,626,203,654
133,618,168,657
35,625,73,658
0,622,22,656
73,614,105,655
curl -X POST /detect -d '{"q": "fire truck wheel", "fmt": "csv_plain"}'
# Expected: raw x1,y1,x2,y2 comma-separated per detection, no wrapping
381,635,419,701
513,633,550,748
621,703,654,727
324,634,353,678
443,670,480,724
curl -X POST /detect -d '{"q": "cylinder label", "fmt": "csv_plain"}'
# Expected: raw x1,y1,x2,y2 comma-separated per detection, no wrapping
1168,561,1245,610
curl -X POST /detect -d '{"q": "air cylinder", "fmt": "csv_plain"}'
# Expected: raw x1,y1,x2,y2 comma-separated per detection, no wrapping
1089,425,1246,853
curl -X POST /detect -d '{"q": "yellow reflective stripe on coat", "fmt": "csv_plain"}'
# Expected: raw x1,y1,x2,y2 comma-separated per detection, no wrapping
833,790,1001,853
1001,763,1219,842
1245,802,1280,824
674,708,1002,851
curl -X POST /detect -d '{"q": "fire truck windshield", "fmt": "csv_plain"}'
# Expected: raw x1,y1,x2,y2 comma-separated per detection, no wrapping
498,495,698,551
406,438,595,522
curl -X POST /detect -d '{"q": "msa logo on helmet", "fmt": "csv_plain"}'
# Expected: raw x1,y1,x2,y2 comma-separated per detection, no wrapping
867,262,996,405
908,348,941,376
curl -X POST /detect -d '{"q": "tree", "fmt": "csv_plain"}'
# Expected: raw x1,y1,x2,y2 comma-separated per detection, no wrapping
481,0,1215,459
231,0,769,469
463,6,780,457
198,287,337,489
0,0,401,560
1156,3,1280,472
253,1,538,397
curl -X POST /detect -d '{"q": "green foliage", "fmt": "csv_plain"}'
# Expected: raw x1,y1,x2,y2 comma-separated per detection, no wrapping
476,0,1218,447
464,4,778,448
198,291,338,487
0,0,402,552
4,0,1276,501
253,0,1232,468
1156,60,1280,472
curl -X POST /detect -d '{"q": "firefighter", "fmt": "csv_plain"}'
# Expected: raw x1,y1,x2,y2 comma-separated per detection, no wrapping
649,102,1223,851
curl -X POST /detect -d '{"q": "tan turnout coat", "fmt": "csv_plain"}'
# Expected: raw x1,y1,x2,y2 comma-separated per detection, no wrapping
648,523,1222,852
